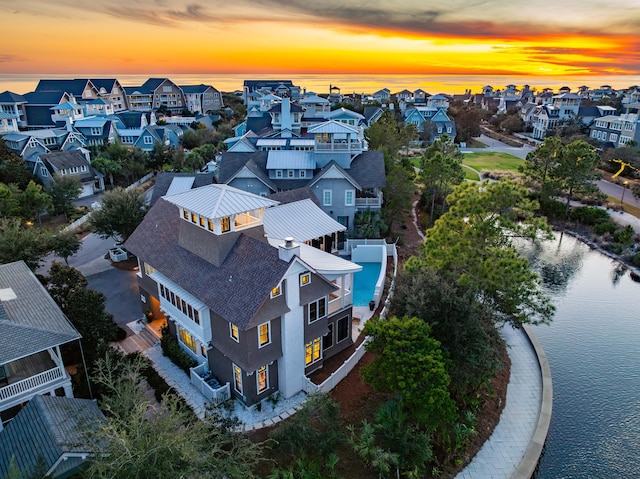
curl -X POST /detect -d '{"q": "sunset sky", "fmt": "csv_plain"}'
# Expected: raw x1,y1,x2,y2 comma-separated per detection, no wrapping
1,0,639,79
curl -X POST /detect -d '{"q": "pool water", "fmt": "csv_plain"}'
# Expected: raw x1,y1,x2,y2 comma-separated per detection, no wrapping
353,262,382,306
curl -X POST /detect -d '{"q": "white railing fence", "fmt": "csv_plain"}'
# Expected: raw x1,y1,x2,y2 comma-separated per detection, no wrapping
189,364,231,405
0,367,64,401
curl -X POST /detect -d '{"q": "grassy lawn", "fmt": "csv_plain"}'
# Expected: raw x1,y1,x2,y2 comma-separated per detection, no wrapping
462,165,481,181
462,151,524,173
465,138,487,148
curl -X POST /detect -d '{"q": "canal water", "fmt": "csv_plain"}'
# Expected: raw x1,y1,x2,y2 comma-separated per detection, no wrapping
518,233,640,478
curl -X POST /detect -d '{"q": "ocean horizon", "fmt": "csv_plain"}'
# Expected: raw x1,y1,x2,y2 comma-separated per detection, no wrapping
1,72,640,96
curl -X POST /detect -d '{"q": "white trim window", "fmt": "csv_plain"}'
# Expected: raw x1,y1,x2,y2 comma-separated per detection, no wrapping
288,170,295,178
270,284,282,298
258,322,271,347
276,170,283,178
257,365,268,393
143,135,153,145
323,189,332,206
233,364,243,394
308,297,327,323
40,167,48,177
345,189,355,206
305,338,322,366
230,323,239,342
300,170,306,178
300,272,311,286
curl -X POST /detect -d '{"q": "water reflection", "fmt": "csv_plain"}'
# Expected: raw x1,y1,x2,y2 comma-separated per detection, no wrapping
518,232,585,295
529,233,640,479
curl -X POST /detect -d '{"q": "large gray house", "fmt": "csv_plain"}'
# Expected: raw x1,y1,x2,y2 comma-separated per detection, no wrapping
125,184,361,406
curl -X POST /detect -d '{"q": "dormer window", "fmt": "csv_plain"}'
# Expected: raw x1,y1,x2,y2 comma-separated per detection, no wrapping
300,272,311,286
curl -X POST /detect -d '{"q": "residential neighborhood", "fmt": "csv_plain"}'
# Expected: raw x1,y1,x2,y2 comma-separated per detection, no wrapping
2,72,640,479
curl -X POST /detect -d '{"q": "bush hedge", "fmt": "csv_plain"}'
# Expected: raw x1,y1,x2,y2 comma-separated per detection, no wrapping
160,330,197,373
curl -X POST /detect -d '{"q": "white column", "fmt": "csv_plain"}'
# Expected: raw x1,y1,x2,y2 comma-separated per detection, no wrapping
277,272,305,398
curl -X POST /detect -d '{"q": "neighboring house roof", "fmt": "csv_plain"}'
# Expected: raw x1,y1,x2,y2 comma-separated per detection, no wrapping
90,78,119,92
266,150,315,170
307,120,359,135
0,395,104,479
35,79,91,96
125,199,290,330
267,187,321,206
267,102,304,113
163,183,279,219
226,159,277,192
151,172,217,205
0,261,80,364
218,152,269,183
348,150,386,189
309,160,361,190
0,91,27,103
40,149,88,170
179,84,212,94
263,198,346,242
117,111,148,128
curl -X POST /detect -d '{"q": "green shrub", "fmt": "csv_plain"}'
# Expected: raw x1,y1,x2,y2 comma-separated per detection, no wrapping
539,198,566,220
569,207,610,226
160,330,197,373
594,221,617,235
632,252,640,267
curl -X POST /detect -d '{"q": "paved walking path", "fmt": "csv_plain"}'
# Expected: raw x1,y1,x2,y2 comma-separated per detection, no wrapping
456,325,544,479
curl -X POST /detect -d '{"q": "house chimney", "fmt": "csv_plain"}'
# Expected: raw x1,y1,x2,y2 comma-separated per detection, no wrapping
278,237,300,262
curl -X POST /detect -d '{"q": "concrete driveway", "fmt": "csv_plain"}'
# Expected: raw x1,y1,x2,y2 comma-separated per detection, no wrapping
87,267,142,332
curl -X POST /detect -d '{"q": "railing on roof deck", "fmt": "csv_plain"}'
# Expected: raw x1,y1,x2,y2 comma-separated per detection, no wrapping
0,367,65,402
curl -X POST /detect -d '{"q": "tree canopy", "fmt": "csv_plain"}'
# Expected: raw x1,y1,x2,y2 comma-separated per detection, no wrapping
406,180,554,328
362,316,457,431
84,353,261,479
90,187,148,242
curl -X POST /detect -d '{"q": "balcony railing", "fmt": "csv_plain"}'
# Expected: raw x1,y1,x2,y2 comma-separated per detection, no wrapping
190,363,231,406
315,142,363,151
328,290,352,315
355,192,383,208
0,367,64,402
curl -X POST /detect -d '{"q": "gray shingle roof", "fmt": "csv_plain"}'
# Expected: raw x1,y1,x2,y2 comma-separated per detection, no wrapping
124,199,290,330
0,261,80,364
35,79,91,96
41,150,88,170
0,395,104,479
349,151,387,189
218,152,268,183
268,187,321,206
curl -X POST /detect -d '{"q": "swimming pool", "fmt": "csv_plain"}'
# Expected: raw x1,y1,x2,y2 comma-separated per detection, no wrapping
353,262,383,306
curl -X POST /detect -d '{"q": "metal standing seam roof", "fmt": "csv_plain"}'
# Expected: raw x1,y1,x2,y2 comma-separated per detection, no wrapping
256,139,288,147
165,176,196,196
289,138,315,146
74,118,108,128
0,261,80,364
164,184,279,218
263,199,346,243
308,120,359,134
266,150,316,170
